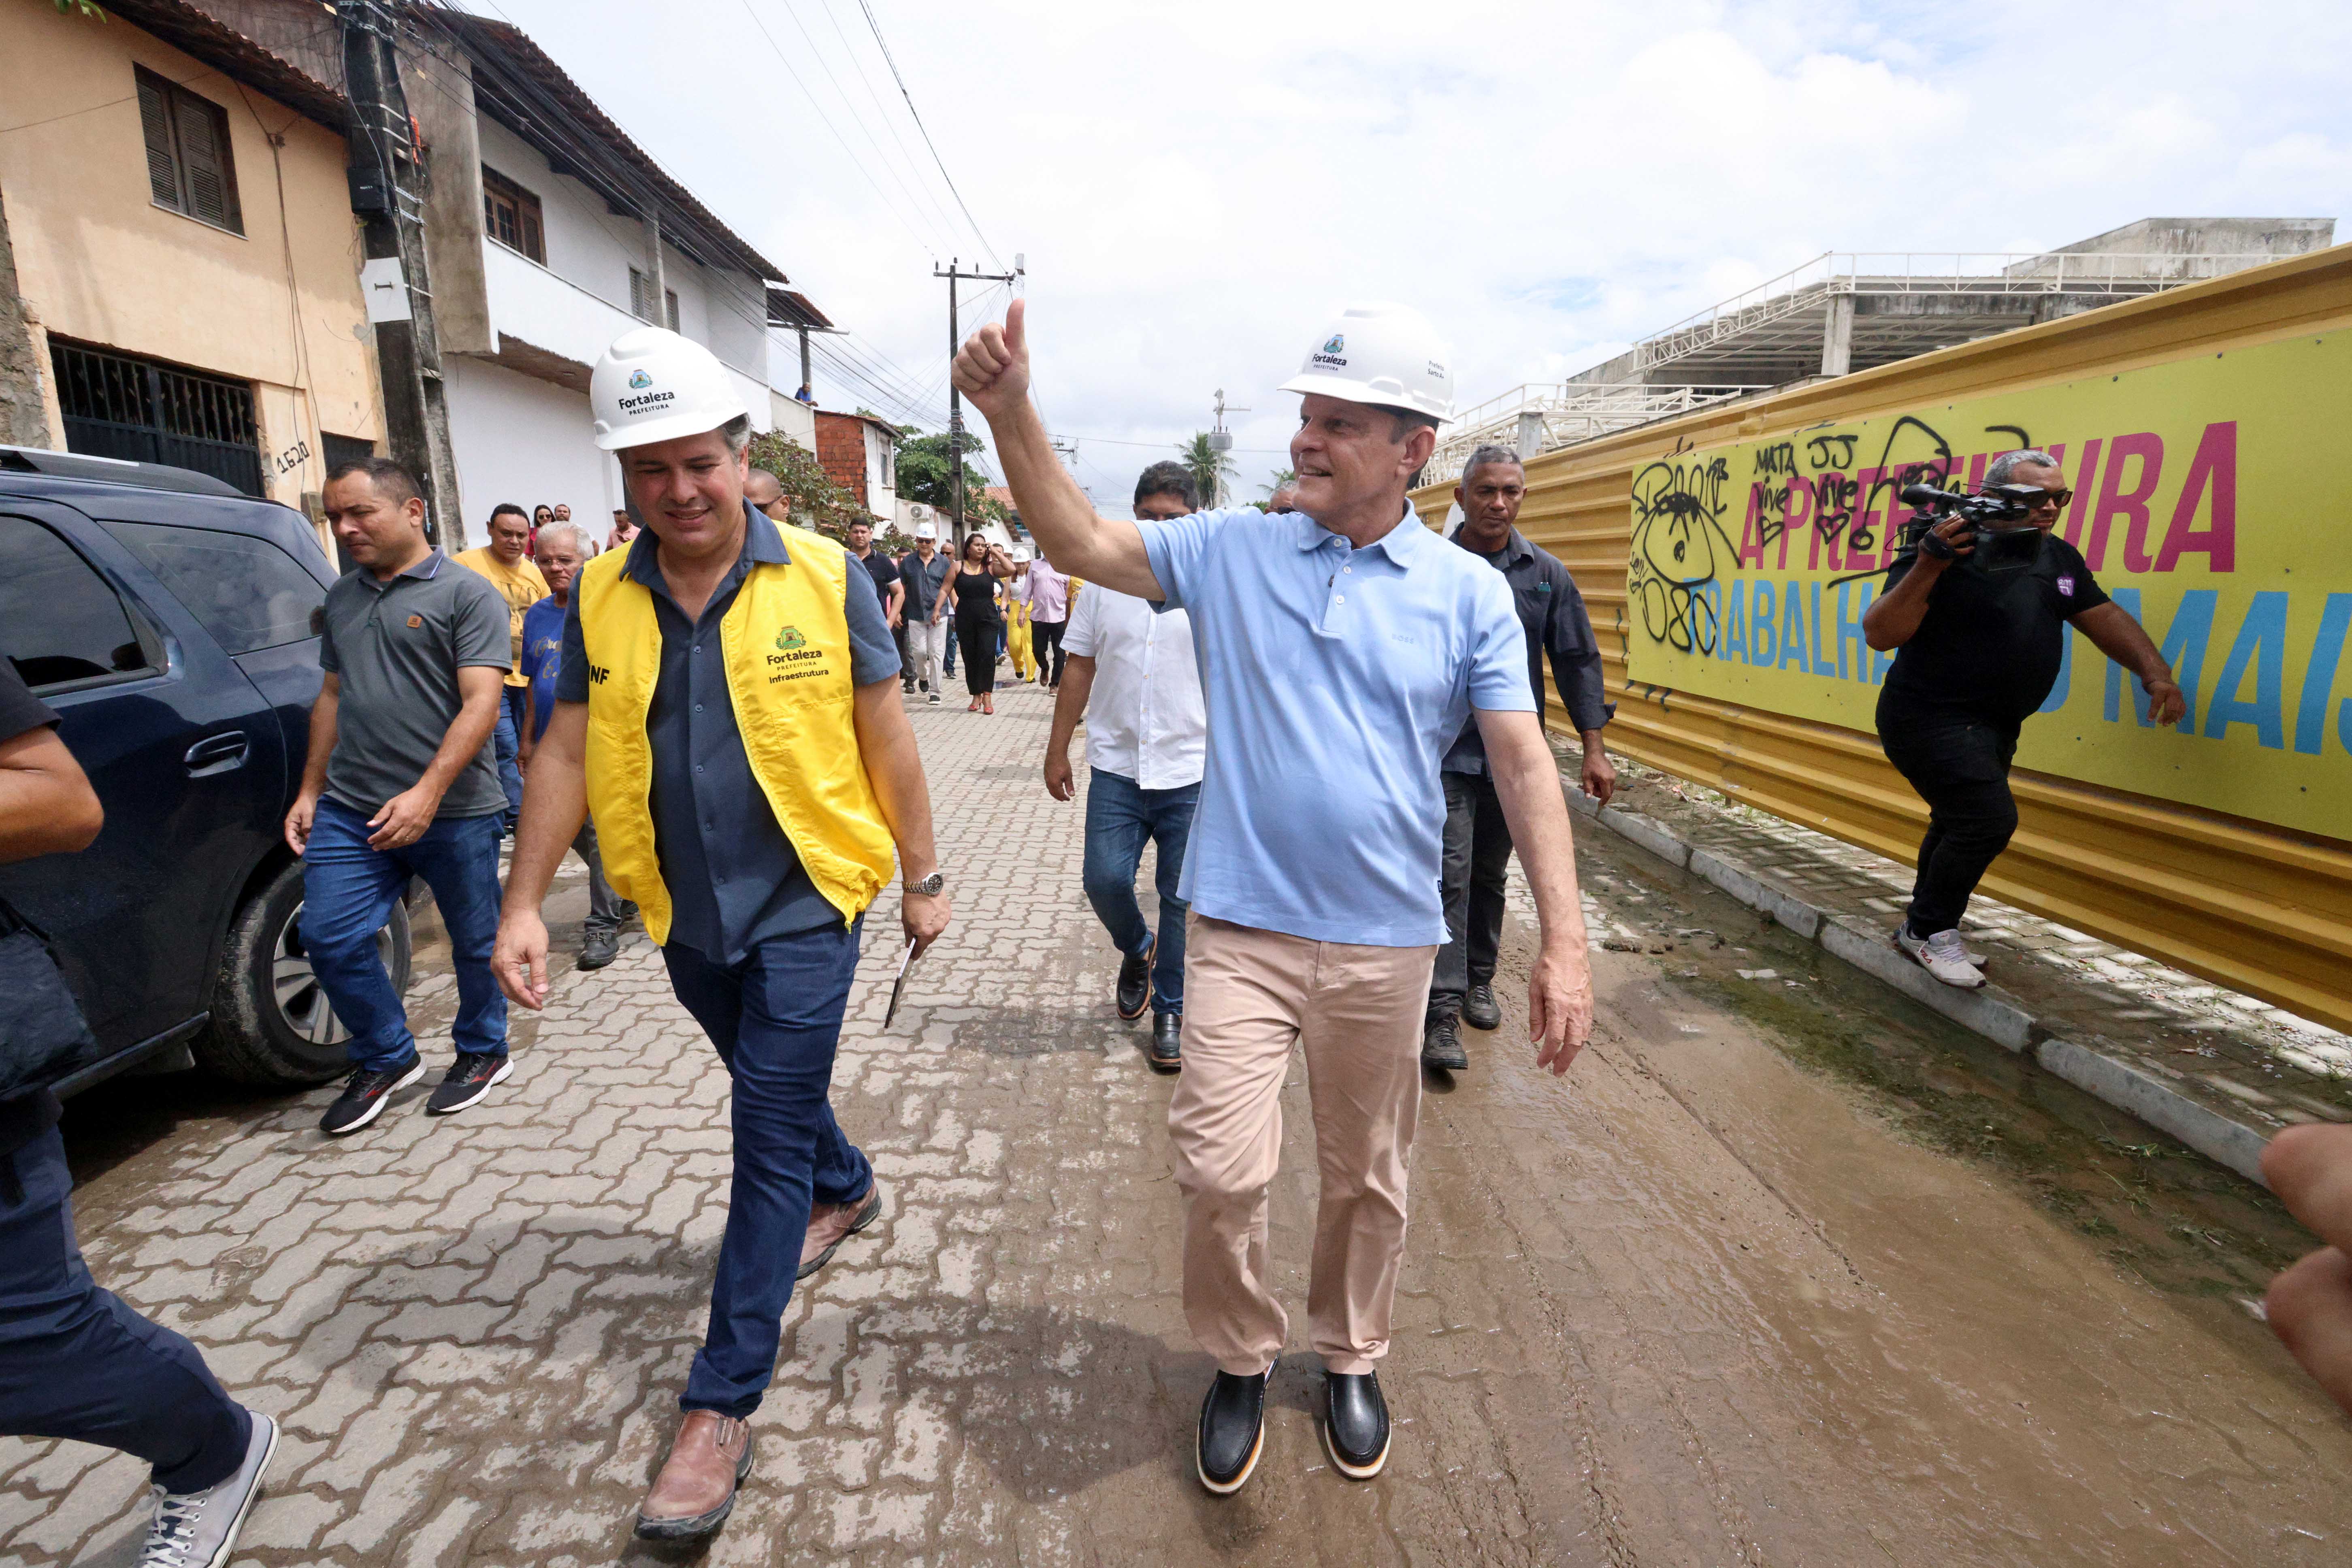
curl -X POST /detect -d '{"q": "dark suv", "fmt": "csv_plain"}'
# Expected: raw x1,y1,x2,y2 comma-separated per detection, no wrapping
0,446,409,1093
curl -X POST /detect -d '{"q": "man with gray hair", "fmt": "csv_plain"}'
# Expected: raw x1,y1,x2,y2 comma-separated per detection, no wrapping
1423,444,1614,1071
519,520,634,969
1864,447,2183,988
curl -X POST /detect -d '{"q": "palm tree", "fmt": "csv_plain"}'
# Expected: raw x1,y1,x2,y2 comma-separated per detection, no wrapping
1178,432,1237,509
1259,467,1296,498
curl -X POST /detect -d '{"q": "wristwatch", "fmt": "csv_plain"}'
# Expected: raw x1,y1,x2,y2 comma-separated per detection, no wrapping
904,871,945,897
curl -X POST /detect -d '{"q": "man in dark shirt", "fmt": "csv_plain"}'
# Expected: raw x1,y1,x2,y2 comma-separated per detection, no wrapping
1864,448,2184,987
292,458,515,1133
845,518,904,630
1424,446,1616,1070
492,325,950,1543
899,524,952,701
0,661,281,1565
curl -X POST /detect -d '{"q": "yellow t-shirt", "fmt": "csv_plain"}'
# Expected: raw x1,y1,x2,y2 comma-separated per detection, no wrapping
453,547,549,684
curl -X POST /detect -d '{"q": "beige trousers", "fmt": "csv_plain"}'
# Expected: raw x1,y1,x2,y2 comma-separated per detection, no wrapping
1168,913,1436,1376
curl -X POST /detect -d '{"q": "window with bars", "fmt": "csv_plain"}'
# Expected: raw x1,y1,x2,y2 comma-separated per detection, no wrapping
135,67,242,235
629,268,680,330
49,339,263,496
481,165,545,263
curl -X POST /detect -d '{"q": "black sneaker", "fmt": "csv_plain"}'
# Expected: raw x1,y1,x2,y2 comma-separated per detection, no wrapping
320,1057,423,1135
425,1052,512,1115
1116,935,1155,1021
1421,1013,1467,1072
578,929,620,970
1323,1370,1390,1479
1461,983,1502,1031
1197,1369,1268,1495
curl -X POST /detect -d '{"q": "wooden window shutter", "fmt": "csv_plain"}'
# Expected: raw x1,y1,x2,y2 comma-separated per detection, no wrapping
136,74,182,211
172,92,241,233
665,290,678,332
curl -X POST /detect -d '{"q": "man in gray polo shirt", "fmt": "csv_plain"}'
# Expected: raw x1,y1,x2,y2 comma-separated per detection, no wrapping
286,458,515,1136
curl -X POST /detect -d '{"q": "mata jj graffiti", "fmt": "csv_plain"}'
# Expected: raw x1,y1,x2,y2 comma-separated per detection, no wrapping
1623,330,2350,842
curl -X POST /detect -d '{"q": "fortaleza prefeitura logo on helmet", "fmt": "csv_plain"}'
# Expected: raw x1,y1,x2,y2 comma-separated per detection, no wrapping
1312,332,1347,369
618,366,673,416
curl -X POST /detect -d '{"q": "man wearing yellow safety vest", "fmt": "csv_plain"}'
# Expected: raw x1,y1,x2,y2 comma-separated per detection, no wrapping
490,326,950,1544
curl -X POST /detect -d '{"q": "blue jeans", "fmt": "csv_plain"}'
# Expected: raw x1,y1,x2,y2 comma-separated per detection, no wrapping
663,922,873,1418
1082,769,1196,1015
492,686,528,831
300,796,508,1072
0,1129,251,1492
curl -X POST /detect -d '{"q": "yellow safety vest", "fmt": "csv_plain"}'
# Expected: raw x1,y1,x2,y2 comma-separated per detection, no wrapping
573,525,896,945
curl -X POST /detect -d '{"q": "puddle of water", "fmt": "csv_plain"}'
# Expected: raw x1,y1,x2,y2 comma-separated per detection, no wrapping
1577,826,2314,1308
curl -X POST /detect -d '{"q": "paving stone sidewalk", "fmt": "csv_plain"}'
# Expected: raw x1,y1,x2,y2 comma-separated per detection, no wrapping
1600,758,2352,1140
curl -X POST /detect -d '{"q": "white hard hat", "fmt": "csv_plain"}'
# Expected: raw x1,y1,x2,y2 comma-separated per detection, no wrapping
913,521,937,540
591,326,746,452
1013,547,1032,562
1278,302,1454,422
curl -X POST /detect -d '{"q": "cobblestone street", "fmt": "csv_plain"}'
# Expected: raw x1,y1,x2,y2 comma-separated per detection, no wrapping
9,684,2352,1566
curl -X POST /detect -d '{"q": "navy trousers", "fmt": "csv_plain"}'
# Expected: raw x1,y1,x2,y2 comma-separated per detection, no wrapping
0,1129,250,1493
663,922,874,1417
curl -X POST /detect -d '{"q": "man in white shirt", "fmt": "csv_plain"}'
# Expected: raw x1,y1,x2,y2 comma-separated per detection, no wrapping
1041,461,1207,1072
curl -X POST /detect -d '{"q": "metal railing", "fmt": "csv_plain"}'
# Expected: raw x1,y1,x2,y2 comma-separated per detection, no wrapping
1431,382,1761,475
1636,251,2284,370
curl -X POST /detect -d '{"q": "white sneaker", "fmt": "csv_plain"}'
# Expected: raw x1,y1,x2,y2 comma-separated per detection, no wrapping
140,1410,277,1568
1895,925,1985,989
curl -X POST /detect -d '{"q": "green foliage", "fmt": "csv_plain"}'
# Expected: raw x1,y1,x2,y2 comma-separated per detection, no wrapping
1261,467,1296,496
1179,432,1236,509
895,429,1005,522
54,0,106,15
744,431,863,538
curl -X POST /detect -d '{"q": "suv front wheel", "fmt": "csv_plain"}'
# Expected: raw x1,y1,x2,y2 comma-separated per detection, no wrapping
194,859,411,1086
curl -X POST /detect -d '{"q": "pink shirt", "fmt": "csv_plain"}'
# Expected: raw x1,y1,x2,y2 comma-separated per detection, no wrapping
1026,558,1069,622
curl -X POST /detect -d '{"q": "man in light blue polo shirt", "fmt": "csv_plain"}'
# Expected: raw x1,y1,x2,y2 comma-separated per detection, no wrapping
954,299,1595,1496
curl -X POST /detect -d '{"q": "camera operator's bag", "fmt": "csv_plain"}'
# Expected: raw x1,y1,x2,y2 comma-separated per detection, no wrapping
0,899,101,1099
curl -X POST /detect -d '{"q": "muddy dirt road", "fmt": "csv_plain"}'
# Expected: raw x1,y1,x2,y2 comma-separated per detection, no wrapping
6,690,2346,1566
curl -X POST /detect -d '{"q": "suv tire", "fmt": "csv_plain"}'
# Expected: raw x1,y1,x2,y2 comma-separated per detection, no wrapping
194,859,411,1087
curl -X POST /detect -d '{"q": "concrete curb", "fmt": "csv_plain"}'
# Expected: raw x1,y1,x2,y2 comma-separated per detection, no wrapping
1566,773,2271,1188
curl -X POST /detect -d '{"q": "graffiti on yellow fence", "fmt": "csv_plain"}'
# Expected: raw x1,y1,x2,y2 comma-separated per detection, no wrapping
1623,330,2352,842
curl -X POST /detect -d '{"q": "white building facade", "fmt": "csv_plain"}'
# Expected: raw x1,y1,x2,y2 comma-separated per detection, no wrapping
413,17,830,544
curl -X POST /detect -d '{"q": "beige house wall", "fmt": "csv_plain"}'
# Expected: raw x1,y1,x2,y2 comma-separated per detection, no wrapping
0,0,381,514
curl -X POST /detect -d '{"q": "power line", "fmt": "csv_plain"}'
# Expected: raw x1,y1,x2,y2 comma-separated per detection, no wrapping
854,0,1003,270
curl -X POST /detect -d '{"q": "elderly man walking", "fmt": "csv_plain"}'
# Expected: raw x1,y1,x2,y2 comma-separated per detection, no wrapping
957,300,1594,1494
492,327,950,1543
1423,445,1616,1072
454,504,549,834
517,522,635,971
900,522,952,702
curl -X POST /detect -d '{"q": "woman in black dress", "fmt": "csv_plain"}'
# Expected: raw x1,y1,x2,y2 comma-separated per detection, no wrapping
932,532,1006,713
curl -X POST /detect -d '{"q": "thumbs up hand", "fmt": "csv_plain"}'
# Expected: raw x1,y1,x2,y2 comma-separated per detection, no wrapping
952,298,1030,421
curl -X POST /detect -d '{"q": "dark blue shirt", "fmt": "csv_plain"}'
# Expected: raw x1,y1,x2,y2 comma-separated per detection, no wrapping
1442,528,1613,776
558,507,900,963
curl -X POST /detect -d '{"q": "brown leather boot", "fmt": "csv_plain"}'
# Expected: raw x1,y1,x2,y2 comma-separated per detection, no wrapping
797,1185,883,1280
634,1410,753,1540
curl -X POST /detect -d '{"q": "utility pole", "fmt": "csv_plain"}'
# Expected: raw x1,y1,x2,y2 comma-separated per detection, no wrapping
339,0,462,547
935,256,1019,547
1209,387,1248,507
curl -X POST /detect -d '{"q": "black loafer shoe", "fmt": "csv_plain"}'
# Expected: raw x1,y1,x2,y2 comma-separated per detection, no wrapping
1323,1370,1390,1480
1461,983,1502,1031
1115,935,1155,1021
1148,1012,1182,1074
578,929,620,970
1197,1370,1268,1495
1421,1013,1467,1072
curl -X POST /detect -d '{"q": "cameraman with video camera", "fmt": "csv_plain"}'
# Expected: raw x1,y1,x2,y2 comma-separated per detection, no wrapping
1863,449,2185,988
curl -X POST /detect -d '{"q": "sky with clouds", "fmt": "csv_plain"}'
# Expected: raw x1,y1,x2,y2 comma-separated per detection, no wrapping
479,0,2349,512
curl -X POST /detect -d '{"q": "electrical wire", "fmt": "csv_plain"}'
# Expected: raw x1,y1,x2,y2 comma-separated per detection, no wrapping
854,0,1003,270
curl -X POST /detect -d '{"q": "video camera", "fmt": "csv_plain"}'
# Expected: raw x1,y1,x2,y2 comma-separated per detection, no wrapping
1896,482,2048,573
